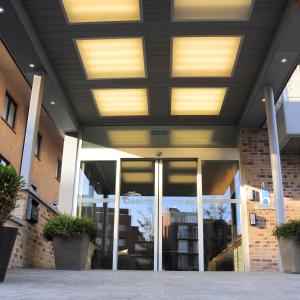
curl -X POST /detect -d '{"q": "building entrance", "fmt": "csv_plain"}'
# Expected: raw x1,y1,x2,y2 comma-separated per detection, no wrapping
77,154,244,271
119,159,198,271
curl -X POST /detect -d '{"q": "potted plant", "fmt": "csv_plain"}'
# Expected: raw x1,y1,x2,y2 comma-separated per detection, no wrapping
274,220,300,273
43,214,97,270
0,165,24,282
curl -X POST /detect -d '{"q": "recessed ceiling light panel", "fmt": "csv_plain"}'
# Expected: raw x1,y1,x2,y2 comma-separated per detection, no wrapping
171,87,227,115
171,36,242,77
92,88,149,116
170,129,214,146
122,172,153,183
107,129,150,147
172,0,254,21
61,0,141,23
76,38,146,79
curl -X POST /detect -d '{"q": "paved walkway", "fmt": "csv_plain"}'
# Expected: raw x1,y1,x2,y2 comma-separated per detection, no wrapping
1,269,300,300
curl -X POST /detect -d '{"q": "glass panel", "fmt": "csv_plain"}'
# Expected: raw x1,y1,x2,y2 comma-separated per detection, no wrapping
202,161,244,271
7,101,16,128
287,65,300,102
2,94,9,119
119,160,155,270
77,161,116,269
162,160,198,271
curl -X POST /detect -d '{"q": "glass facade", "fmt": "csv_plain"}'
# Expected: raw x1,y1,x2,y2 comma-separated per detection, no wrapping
119,160,155,270
162,160,198,271
77,161,116,269
76,158,243,271
202,161,244,271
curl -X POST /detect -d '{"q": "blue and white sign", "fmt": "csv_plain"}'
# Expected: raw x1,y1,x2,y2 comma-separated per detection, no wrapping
260,188,271,206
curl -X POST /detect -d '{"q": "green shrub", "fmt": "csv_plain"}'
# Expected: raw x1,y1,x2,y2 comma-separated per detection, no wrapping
43,214,97,241
0,165,24,226
273,220,300,240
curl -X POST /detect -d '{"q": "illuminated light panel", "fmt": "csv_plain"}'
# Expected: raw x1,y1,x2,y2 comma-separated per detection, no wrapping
169,161,197,169
92,89,148,117
173,0,254,21
107,130,150,147
122,172,153,183
169,174,196,184
61,0,141,23
76,38,146,79
122,161,153,169
170,130,213,146
171,87,227,115
171,36,242,77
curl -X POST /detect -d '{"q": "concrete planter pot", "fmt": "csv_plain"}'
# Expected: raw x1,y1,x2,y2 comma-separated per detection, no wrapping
279,237,300,273
0,226,18,282
53,234,90,270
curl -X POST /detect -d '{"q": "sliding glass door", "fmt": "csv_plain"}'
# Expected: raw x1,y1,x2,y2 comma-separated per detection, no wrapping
77,157,244,271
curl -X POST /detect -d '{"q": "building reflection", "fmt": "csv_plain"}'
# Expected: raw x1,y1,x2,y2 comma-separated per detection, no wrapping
162,205,243,271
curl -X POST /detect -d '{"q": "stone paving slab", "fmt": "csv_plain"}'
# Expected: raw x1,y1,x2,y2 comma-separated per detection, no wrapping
1,269,300,300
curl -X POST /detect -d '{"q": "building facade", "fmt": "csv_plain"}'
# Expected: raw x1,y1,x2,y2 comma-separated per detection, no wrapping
0,41,63,268
0,0,300,273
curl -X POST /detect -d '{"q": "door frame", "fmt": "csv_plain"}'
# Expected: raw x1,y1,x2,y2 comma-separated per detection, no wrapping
76,147,243,271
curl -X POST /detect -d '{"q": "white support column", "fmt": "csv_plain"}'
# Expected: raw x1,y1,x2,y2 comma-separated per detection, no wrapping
58,133,79,214
20,74,44,187
264,84,286,225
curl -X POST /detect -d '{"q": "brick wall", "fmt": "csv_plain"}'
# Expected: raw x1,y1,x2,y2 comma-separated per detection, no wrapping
240,129,300,271
0,41,63,270
7,190,56,269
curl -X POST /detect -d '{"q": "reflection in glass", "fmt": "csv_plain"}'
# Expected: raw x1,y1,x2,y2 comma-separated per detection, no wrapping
77,161,116,269
119,160,155,270
162,160,198,271
202,161,244,271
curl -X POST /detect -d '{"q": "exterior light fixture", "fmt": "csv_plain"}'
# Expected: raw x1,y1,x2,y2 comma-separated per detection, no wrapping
92,88,148,116
169,161,197,169
107,129,150,147
29,64,35,68
171,87,227,115
50,101,56,105
262,98,266,102
171,36,242,77
281,58,287,63
122,161,153,169
122,172,153,183
172,0,254,21
75,38,146,79
61,0,141,23
170,129,213,146
0,7,5,14
168,174,196,184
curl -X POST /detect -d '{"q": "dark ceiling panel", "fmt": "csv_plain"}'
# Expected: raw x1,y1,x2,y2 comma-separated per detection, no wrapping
21,0,288,126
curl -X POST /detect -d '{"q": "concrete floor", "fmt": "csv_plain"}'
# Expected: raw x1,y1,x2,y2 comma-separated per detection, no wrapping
1,269,300,300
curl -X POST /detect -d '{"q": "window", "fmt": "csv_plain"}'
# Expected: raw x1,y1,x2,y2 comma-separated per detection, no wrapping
178,240,188,253
177,255,188,269
177,225,188,239
34,133,42,158
118,239,126,247
119,224,126,232
2,93,17,129
0,154,10,166
56,159,62,181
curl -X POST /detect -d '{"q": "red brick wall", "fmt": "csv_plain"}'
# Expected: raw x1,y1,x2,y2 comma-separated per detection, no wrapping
8,191,56,269
240,129,300,271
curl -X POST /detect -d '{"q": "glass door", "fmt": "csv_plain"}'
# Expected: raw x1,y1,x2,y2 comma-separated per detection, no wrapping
119,159,199,271
118,160,156,270
160,160,199,271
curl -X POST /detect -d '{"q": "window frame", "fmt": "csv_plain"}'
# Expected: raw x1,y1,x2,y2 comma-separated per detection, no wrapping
34,133,42,159
56,158,62,181
0,154,10,166
1,92,17,130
